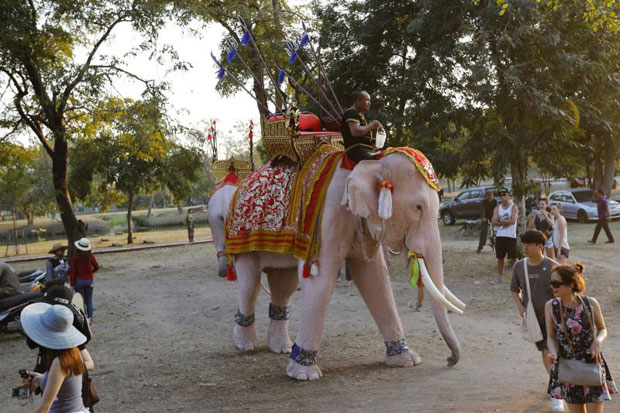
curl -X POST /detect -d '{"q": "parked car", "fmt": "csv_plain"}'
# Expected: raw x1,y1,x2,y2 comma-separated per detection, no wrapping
439,186,500,225
548,188,620,222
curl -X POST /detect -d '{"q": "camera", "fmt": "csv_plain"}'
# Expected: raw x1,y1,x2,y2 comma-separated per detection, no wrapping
19,369,30,379
10,387,29,398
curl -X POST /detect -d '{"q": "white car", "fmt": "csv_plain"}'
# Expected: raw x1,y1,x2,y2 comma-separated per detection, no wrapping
548,189,620,222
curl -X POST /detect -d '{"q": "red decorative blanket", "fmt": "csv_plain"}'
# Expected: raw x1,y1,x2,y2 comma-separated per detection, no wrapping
225,145,343,265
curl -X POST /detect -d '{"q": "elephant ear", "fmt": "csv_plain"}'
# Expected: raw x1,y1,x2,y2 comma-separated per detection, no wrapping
345,161,385,240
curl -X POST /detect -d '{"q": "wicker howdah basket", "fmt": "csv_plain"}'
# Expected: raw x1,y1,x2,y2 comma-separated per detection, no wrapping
260,115,344,165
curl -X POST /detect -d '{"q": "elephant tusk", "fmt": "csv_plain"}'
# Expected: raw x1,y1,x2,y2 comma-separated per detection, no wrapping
443,286,466,310
419,259,464,315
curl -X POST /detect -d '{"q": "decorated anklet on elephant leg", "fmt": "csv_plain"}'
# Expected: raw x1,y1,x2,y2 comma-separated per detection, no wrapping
290,343,317,366
384,338,418,367
234,310,255,327
268,303,290,320
385,338,410,356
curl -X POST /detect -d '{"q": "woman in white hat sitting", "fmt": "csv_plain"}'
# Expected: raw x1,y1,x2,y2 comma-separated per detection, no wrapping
69,238,99,326
19,303,89,413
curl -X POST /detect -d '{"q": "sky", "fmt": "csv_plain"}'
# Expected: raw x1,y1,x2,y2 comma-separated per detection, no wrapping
97,20,259,156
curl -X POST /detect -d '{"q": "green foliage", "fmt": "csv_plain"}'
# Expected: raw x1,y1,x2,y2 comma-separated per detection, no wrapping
0,143,56,221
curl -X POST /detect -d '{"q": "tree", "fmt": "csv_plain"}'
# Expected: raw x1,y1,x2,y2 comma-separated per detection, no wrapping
178,0,304,117
71,97,204,241
0,143,36,252
161,143,204,213
0,0,174,254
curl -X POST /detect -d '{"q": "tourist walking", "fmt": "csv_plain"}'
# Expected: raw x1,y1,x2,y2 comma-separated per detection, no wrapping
527,197,555,259
491,188,518,284
550,204,570,264
46,244,70,285
545,262,617,411
510,230,560,411
19,302,89,413
69,238,99,326
588,190,614,244
477,191,497,253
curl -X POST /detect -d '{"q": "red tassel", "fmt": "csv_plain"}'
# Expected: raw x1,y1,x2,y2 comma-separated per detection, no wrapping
302,262,311,278
226,264,237,281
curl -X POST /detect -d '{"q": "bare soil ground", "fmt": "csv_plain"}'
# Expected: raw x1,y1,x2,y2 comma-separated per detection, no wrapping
1,222,619,412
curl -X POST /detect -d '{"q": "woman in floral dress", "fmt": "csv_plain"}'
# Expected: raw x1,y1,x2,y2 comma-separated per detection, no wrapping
545,262,617,412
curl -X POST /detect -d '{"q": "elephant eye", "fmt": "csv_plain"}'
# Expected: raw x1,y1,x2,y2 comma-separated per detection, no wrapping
416,204,422,210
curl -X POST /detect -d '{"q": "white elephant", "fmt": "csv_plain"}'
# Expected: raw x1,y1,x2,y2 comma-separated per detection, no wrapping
230,150,463,381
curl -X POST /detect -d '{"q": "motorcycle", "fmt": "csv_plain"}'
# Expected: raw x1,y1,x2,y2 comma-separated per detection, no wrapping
1,270,48,337
0,290,44,336
18,269,47,294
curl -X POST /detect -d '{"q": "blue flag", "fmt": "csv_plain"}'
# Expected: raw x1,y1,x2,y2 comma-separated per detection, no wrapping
300,32,309,47
226,49,237,63
278,68,286,84
288,50,297,64
241,30,250,46
217,67,226,80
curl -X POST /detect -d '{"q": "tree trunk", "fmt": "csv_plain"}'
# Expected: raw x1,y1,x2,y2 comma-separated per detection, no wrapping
177,202,183,214
601,138,617,196
51,137,81,257
147,194,154,218
127,191,134,244
511,155,528,242
12,207,18,254
593,154,604,191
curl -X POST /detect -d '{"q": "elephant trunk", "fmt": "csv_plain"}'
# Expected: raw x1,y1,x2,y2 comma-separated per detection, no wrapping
424,249,461,367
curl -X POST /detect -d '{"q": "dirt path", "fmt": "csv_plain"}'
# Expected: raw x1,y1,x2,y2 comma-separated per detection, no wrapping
2,236,618,412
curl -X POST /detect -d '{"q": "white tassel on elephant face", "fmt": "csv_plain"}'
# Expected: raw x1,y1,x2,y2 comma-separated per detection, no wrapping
377,180,394,220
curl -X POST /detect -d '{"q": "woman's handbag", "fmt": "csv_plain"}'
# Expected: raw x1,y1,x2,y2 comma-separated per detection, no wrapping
556,296,603,387
82,364,100,411
521,259,544,343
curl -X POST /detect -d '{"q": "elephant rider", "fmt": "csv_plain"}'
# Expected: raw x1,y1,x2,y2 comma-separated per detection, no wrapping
341,91,383,164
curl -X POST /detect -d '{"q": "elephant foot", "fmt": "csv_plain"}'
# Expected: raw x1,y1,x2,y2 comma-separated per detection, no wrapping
268,304,292,354
267,320,292,353
385,351,421,367
384,338,420,367
233,310,258,351
286,359,322,381
286,343,321,380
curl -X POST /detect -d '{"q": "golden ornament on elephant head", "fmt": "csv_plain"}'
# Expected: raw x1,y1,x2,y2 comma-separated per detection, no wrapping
212,157,252,183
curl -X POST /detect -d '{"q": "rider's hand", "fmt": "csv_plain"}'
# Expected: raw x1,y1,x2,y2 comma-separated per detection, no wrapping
369,120,381,130
547,351,557,364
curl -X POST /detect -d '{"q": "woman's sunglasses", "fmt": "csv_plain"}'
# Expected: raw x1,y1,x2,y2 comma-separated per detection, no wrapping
549,280,565,288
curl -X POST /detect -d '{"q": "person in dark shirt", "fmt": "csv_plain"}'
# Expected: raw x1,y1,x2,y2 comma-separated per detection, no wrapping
527,198,555,259
477,191,498,253
341,91,382,164
588,189,614,244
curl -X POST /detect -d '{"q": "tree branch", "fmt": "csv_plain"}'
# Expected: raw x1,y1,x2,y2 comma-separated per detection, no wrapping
59,14,129,113
89,65,155,88
0,120,22,143
13,91,54,157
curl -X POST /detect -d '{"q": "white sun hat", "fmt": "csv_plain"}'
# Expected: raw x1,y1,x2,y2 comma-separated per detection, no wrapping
21,303,86,350
74,238,91,252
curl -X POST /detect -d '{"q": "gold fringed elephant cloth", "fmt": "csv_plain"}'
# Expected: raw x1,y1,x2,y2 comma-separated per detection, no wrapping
225,145,344,269
382,147,441,192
